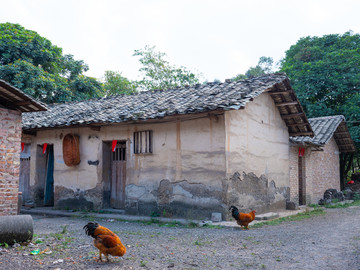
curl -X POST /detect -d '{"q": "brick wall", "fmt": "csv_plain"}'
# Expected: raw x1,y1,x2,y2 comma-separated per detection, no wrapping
289,146,300,205
289,139,340,206
0,107,22,216
306,138,340,204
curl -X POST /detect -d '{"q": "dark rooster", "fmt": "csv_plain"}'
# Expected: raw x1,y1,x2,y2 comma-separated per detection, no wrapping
229,205,256,229
83,222,126,262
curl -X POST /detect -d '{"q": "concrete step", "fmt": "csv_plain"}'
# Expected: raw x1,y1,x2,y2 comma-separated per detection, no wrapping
255,212,279,220
101,208,125,215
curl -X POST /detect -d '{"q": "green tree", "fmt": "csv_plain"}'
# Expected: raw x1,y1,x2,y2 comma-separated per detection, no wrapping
102,70,137,96
0,23,102,103
233,56,274,81
280,31,360,184
133,45,200,91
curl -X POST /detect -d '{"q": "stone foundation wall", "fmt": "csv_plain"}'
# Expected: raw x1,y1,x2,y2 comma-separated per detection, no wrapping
0,107,22,216
125,179,225,220
124,171,289,221
225,171,289,219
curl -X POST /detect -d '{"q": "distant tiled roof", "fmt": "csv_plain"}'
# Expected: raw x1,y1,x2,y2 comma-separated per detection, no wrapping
22,73,313,137
290,115,356,153
0,80,47,112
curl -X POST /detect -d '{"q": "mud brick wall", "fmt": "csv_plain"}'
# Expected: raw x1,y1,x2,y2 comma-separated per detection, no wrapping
0,107,22,216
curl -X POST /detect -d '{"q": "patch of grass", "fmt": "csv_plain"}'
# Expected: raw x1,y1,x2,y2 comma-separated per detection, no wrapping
324,199,360,208
186,222,199,228
201,223,224,229
34,238,44,244
159,221,182,228
61,225,69,234
252,208,325,228
140,260,148,267
0,242,9,248
51,233,65,240
193,240,204,246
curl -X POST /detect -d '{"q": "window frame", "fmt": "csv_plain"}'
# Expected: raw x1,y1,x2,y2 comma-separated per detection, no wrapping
133,130,153,154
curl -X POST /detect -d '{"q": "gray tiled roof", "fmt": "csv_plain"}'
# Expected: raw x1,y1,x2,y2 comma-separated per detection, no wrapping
0,80,47,112
22,73,312,137
290,115,356,152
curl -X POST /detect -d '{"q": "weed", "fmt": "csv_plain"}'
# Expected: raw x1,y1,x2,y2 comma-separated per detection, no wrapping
252,209,325,228
201,223,224,229
194,240,204,246
50,233,64,240
324,199,360,208
140,260,147,267
34,238,44,244
187,222,199,228
150,211,160,217
61,225,69,234
159,221,181,228
0,242,9,248
261,264,266,268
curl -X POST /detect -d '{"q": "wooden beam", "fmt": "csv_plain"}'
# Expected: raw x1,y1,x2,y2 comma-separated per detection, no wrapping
89,125,101,131
268,90,293,95
286,122,309,127
14,101,31,106
281,112,305,119
334,132,350,136
290,131,314,136
275,101,298,107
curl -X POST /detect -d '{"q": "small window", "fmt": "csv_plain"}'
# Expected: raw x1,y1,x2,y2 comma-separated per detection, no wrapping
134,130,153,154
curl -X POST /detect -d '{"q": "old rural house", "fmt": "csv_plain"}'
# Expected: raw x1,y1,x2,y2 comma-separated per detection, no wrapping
21,73,315,219
289,115,355,205
0,80,47,216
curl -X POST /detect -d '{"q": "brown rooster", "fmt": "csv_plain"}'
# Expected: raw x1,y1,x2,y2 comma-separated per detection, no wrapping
229,205,256,229
83,222,126,262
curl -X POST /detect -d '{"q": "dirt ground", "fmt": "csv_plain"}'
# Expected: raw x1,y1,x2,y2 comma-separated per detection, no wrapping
1,206,360,270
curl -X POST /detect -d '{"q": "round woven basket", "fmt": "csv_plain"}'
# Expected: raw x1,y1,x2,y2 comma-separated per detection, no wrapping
63,134,80,166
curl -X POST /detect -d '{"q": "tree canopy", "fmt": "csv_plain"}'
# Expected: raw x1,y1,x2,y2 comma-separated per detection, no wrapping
133,45,200,91
280,32,360,149
0,23,102,103
232,56,275,81
102,70,137,96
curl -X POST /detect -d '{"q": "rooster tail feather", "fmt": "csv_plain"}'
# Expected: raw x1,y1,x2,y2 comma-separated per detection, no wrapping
83,222,99,237
229,205,240,220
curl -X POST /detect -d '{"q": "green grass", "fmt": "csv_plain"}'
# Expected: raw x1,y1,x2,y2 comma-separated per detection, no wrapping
323,199,360,208
251,208,326,228
311,199,360,209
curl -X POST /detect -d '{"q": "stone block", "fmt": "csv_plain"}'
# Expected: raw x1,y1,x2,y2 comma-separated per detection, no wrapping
211,212,222,222
286,201,298,210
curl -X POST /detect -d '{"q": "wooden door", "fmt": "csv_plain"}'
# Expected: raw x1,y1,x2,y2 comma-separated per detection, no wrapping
19,144,31,204
298,156,306,205
111,142,126,209
44,145,54,206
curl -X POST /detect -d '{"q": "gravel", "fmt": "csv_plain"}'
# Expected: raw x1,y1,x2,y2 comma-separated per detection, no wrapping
1,207,360,270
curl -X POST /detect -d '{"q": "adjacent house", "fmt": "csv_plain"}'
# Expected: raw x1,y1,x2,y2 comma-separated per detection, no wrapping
0,80,47,216
21,73,314,219
289,115,355,205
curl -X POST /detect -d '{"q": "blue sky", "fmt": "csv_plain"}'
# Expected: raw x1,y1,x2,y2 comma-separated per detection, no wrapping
1,0,360,82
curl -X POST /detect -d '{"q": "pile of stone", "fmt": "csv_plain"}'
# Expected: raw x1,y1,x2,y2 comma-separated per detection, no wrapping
318,189,345,205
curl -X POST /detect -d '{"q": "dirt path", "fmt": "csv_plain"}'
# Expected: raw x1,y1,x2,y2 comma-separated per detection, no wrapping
1,207,359,269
